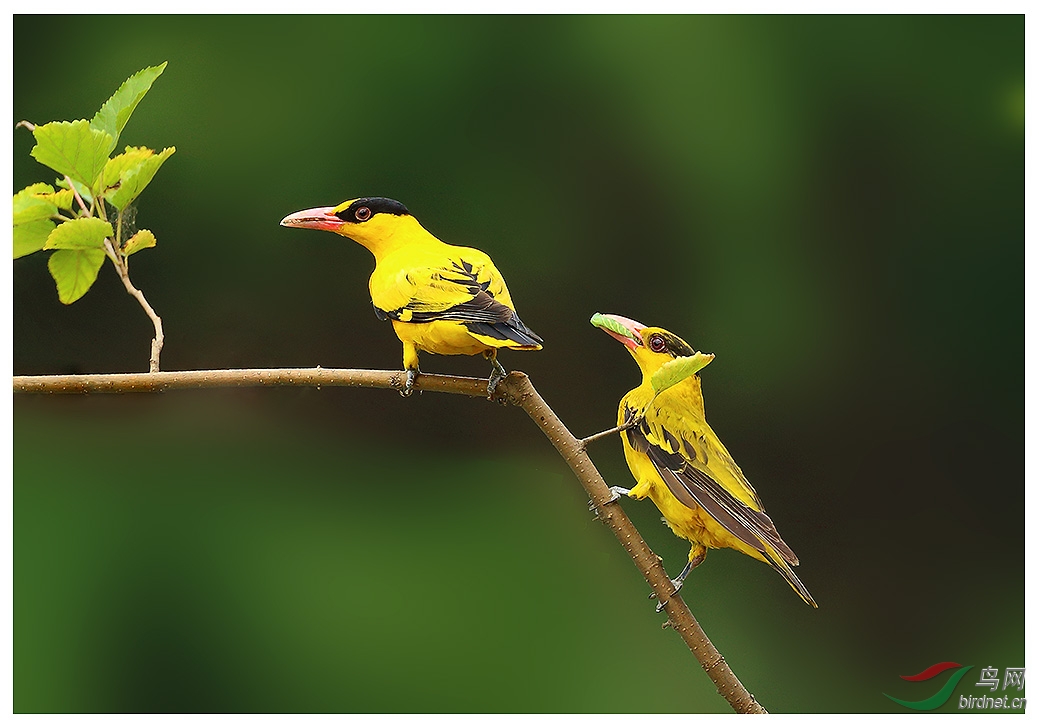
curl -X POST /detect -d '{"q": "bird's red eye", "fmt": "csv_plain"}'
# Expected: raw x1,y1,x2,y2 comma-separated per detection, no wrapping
649,335,667,353
355,206,372,222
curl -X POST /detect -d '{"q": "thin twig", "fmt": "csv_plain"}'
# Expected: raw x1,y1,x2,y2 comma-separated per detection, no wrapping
57,176,163,371
579,420,637,448
12,366,767,713
101,239,165,373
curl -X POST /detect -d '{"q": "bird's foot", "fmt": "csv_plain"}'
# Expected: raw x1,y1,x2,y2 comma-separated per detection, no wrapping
650,555,699,611
588,486,631,519
652,578,686,613
486,355,507,402
400,368,418,397
487,369,503,399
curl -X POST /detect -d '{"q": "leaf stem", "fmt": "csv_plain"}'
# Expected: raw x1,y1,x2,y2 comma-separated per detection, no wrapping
64,175,90,216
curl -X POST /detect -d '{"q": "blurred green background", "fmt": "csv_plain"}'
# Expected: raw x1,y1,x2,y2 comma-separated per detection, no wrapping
13,14,1023,713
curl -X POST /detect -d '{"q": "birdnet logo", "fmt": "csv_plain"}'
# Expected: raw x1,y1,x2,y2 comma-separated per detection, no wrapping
883,662,1026,711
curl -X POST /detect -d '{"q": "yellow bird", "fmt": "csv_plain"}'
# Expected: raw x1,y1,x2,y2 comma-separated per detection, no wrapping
281,197,542,396
591,313,816,608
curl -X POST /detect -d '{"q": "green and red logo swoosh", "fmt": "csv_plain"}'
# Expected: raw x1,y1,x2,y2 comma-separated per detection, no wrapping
884,662,974,710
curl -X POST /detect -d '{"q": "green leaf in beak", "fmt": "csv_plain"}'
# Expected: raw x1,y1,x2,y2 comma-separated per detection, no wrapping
651,352,715,394
590,312,635,341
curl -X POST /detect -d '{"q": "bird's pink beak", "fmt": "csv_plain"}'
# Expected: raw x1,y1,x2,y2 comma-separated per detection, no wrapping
279,206,344,232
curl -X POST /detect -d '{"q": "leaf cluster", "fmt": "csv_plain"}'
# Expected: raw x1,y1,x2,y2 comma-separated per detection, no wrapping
13,63,173,303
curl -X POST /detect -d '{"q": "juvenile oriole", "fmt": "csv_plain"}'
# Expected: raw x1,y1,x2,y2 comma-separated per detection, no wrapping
591,313,816,608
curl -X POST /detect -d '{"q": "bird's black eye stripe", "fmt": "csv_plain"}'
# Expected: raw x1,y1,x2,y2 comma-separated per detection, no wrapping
334,197,410,222
658,331,695,357
645,330,696,356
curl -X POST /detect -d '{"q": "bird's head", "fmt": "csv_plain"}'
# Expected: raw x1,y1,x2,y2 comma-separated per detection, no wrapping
591,312,714,394
280,197,418,255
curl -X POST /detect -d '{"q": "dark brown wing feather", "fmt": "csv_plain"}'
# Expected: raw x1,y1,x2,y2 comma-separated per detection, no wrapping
626,421,799,565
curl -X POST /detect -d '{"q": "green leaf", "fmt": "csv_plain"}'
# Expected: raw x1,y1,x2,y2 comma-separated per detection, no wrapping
48,248,106,304
105,146,175,210
36,189,76,211
31,120,113,190
43,217,113,251
90,62,167,150
14,219,56,259
14,182,55,196
100,146,153,190
13,182,58,224
590,312,636,341
122,229,156,256
651,352,715,395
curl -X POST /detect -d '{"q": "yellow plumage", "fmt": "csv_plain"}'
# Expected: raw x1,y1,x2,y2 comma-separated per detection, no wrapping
593,313,816,608
281,197,541,394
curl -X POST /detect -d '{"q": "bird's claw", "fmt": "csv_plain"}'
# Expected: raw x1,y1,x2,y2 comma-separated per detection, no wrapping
588,486,630,519
651,578,685,613
587,497,601,519
487,375,503,402
400,369,418,397
486,356,507,402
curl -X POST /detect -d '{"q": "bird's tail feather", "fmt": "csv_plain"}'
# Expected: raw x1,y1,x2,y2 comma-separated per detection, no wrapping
761,544,818,608
466,315,543,349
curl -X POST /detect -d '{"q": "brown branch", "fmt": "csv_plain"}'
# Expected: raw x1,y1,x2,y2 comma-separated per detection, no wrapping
13,368,483,396
12,366,766,713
